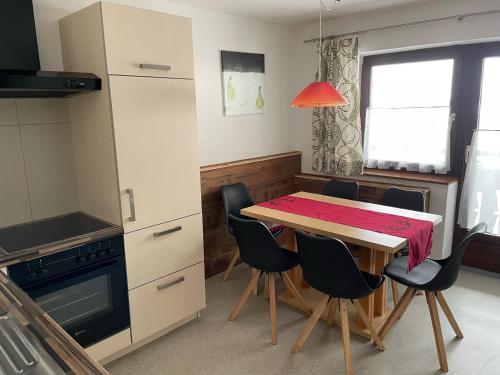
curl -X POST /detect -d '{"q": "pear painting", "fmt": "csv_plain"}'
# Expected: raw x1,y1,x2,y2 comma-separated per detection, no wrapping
256,86,264,109
226,77,236,102
221,51,265,115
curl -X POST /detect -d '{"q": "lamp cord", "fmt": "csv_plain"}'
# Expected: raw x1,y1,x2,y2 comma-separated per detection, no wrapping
318,0,322,82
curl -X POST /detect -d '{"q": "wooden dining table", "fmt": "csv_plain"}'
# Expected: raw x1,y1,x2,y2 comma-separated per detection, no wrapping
241,191,442,338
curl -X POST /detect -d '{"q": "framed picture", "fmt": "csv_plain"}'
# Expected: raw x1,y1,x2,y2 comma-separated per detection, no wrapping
221,50,265,116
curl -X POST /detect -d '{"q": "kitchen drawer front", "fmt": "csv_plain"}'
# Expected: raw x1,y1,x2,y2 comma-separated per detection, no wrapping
101,2,194,79
129,262,205,343
125,214,204,289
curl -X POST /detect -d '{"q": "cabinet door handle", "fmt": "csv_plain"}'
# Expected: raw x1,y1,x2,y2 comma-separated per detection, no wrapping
157,276,185,291
139,63,171,71
126,188,136,222
153,226,182,238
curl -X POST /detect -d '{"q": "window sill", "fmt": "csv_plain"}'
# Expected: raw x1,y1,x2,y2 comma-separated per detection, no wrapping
363,168,458,185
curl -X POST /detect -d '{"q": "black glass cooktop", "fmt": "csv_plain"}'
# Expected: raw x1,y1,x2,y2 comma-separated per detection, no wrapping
0,212,115,254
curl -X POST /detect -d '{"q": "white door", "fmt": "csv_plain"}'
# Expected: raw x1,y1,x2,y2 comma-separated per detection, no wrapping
109,75,201,232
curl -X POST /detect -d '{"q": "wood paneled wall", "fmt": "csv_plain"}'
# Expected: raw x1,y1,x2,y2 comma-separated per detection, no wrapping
294,173,431,212
461,227,500,273
200,152,301,278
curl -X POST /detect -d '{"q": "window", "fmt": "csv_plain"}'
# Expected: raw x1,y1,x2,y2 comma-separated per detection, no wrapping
458,55,500,235
478,57,500,130
363,59,455,174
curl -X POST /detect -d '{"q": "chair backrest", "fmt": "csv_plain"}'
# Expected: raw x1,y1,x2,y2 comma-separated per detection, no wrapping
220,183,256,234
322,179,359,201
379,187,425,212
228,215,289,271
295,231,373,299
429,222,487,291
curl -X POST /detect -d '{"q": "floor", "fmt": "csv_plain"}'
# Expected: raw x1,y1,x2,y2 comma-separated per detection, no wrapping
107,265,500,375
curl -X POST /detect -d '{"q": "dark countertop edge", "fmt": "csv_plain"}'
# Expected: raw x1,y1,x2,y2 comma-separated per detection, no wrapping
0,271,109,375
0,226,124,268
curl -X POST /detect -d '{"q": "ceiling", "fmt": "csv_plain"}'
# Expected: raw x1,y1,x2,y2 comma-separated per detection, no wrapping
167,0,431,24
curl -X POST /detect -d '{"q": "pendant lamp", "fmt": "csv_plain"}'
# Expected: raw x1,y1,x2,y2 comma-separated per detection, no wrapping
291,0,347,108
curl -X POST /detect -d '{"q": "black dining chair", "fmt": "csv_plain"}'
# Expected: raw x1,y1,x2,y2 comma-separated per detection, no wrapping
379,187,426,306
378,222,487,372
220,183,283,282
322,179,359,201
227,215,309,345
379,187,425,212
292,231,385,375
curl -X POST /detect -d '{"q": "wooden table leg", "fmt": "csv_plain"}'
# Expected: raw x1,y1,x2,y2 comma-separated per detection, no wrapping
283,227,300,296
357,247,375,327
357,248,390,329
374,251,389,316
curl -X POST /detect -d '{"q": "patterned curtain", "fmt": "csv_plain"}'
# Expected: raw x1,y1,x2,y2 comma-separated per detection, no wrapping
312,37,363,176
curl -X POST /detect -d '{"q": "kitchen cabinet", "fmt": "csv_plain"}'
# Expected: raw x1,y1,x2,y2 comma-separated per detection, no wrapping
124,214,204,290
101,2,194,79
109,75,201,233
129,262,205,343
59,1,204,358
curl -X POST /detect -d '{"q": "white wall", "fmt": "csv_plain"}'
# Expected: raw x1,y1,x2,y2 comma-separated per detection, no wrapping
290,0,500,174
32,0,296,166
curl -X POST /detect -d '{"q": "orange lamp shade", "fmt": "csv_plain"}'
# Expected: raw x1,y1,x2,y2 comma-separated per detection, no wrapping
291,81,347,108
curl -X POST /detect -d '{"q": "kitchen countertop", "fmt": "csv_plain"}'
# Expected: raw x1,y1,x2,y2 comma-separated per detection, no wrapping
0,269,110,374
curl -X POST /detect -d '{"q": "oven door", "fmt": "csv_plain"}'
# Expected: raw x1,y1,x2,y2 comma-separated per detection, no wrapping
22,256,130,348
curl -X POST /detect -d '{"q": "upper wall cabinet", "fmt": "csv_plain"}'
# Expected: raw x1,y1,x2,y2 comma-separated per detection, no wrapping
101,2,194,79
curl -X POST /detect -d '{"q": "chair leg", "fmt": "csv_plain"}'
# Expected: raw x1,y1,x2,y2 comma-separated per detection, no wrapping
269,272,278,345
281,272,311,315
228,270,261,321
326,298,338,327
339,299,353,375
252,269,259,296
291,295,329,353
379,287,417,340
436,291,464,338
222,250,240,281
426,291,449,372
352,299,384,351
264,274,269,300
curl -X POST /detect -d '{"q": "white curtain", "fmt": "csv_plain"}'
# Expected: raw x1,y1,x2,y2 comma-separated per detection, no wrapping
363,107,452,173
363,59,454,174
458,130,500,234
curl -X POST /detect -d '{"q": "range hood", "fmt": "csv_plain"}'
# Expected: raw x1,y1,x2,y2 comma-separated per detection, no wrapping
0,0,101,98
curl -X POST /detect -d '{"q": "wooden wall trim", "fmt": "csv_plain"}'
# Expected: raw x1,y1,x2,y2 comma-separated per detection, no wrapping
201,152,302,278
200,151,302,172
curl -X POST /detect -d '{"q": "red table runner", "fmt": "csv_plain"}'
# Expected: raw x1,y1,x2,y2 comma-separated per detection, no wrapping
258,195,433,272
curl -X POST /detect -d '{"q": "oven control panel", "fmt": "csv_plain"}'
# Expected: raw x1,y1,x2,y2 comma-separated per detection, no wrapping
8,235,125,287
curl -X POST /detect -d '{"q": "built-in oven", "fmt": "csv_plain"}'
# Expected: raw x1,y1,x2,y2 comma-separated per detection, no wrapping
8,235,130,348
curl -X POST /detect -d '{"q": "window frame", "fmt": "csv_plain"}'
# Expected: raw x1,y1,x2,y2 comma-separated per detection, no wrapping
360,45,464,176
360,42,500,266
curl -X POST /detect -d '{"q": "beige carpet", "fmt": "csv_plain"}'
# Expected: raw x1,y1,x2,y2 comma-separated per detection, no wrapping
107,265,500,375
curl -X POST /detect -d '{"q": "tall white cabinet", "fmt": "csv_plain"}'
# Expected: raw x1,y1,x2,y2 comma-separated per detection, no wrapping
59,1,205,357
